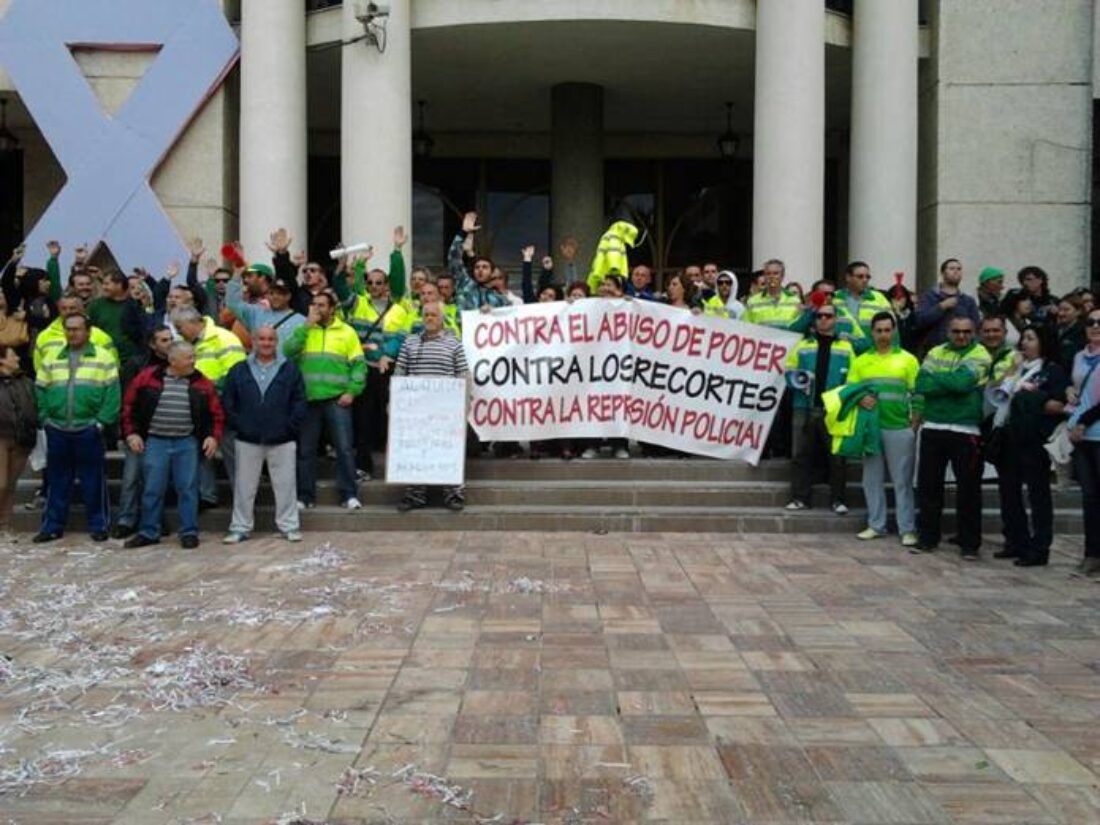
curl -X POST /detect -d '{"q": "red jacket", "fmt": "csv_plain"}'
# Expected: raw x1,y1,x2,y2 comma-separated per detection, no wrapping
122,363,225,443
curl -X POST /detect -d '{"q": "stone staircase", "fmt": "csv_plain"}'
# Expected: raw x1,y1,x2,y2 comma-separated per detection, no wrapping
11,453,1085,536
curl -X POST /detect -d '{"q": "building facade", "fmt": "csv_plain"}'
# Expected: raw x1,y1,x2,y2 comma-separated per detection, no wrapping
0,0,1096,295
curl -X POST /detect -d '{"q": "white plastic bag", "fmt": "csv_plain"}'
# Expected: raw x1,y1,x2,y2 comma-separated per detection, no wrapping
1044,422,1074,466
28,428,47,472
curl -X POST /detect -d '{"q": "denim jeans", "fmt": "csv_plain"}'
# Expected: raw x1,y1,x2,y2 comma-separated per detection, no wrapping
140,435,199,540
297,399,356,504
115,440,143,529
42,426,109,536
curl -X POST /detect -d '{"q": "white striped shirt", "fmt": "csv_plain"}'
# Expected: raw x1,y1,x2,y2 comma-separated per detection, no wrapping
395,332,467,378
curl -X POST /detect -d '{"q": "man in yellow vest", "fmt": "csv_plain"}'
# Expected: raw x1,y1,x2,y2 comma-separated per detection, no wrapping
172,306,246,508
746,258,802,457
345,259,410,479
743,259,802,330
784,304,855,512
283,292,367,509
33,314,120,543
847,311,921,546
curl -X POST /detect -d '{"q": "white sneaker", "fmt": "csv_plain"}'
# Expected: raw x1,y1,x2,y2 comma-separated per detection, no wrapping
614,448,631,459
343,497,363,510
297,500,315,510
900,532,919,548
580,448,599,460
222,532,247,544
832,502,850,515
785,500,807,511
284,530,303,542
857,528,884,541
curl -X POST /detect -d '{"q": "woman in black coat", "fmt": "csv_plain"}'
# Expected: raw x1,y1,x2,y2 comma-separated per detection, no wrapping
994,325,1069,567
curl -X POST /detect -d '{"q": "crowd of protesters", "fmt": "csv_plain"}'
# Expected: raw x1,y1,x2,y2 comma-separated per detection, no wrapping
0,211,1097,579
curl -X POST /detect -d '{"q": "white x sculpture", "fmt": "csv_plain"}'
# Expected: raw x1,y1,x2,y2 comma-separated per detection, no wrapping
0,0,239,273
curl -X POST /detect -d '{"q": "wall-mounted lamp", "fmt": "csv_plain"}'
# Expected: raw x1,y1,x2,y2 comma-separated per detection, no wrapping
412,99,434,159
716,101,739,160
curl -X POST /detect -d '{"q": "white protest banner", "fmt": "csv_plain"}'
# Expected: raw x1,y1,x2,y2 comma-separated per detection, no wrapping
463,299,802,464
386,376,468,485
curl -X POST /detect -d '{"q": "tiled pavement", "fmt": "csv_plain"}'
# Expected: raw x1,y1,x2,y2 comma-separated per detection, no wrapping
1,531,1099,824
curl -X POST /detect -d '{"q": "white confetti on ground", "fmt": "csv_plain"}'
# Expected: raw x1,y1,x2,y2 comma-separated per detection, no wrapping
143,647,263,711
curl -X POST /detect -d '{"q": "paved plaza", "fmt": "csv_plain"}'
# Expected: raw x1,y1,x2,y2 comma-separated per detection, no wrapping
1,530,1099,824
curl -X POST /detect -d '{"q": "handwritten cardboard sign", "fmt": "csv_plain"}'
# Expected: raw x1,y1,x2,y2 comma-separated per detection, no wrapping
386,376,467,485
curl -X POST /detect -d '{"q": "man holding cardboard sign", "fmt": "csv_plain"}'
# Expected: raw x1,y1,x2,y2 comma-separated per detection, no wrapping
390,302,469,512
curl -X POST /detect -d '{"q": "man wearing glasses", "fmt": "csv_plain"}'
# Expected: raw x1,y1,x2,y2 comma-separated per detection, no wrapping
784,302,854,513
702,271,745,320
912,317,992,558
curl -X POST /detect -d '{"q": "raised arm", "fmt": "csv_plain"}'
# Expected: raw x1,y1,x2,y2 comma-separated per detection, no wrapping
389,226,407,301
45,241,62,302
448,211,480,288
521,246,536,303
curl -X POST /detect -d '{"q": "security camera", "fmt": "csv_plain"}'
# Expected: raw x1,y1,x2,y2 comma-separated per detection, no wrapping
357,1,389,21
355,1,391,52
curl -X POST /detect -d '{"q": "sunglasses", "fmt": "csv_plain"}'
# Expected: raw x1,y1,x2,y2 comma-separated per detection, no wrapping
304,266,322,273
1086,318,1100,328
367,280,386,287
815,312,836,320
717,280,733,286
214,278,230,284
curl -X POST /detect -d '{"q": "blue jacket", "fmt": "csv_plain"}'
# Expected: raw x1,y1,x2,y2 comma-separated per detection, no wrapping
222,357,308,445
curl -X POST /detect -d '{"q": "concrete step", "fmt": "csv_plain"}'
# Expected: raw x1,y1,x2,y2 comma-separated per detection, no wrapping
59,455,867,483
14,476,1082,510
10,502,1085,536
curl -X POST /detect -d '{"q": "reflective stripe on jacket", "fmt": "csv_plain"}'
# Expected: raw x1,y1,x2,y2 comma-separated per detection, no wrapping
847,347,920,430
35,342,120,429
33,318,117,374
283,318,367,402
193,317,246,389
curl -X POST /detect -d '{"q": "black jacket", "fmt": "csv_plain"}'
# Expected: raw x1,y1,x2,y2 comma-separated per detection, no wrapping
222,358,307,445
1006,361,1070,446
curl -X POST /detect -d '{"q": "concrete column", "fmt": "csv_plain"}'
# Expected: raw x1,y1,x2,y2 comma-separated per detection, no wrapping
342,0,412,259
752,0,824,282
552,83,604,268
849,0,918,280
239,0,307,262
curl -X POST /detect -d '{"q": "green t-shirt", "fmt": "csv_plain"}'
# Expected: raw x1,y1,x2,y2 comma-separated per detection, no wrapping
88,297,136,366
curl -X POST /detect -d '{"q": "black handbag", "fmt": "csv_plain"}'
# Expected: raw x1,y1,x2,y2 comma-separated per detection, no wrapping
982,422,1006,466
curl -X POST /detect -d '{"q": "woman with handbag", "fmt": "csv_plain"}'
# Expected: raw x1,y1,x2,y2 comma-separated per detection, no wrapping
994,326,1068,567
0,343,37,540
1068,307,1100,577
